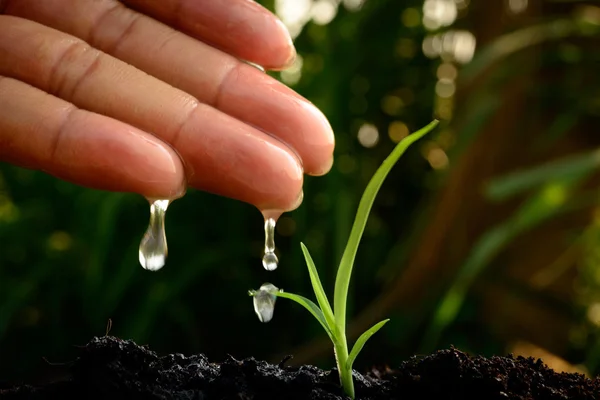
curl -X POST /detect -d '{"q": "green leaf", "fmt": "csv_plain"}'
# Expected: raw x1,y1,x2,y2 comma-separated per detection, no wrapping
460,18,598,85
273,291,335,340
333,120,439,329
421,177,584,352
300,242,336,331
485,147,600,201
347,319,390,369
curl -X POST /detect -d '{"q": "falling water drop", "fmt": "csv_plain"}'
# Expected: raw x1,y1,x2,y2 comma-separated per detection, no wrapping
139,199,170,271
250,283,280,323
262,217,279,271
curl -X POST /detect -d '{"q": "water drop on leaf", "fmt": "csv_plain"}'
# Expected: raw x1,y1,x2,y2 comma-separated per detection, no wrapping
252,283,280,323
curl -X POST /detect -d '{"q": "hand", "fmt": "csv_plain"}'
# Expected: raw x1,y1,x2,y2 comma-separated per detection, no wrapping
0,0,334,211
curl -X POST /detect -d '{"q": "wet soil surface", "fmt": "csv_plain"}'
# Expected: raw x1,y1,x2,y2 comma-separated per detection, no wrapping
2,336,599,399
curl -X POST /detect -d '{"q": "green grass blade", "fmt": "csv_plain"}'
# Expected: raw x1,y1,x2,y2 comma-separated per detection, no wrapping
273,291,336,341
420,179,581,352
485,147,600,201
333,120,439,329
300,242,336,330
347,319,390,369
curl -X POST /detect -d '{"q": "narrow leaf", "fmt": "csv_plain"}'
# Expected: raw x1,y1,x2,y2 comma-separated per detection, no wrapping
460,18,597,85
300,242,336,330
334,120,439,329
273,291,336,341
421,177,583,352
347,319,390,369
485,147,600,201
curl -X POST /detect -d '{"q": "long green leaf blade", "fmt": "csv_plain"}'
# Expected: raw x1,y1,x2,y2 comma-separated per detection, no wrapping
300,242,336,330
273,291,336,341
485,147,600,201
421,178,582,352
334,120,439,329
347,319,390,369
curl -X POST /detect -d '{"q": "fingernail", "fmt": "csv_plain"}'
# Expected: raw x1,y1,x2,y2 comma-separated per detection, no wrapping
308,154,334,176
284,47,297,69
276,18,297,68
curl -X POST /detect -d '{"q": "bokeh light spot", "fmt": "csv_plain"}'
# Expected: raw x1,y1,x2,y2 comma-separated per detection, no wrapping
435,78,456,98
343,0,366,12
507,0,528,14
280,54,304,86
312,0,338,25
427,147,450,170
388,121,409,143
357,123,380,148
401,8,421,28
48,231,72,252
423,0,457,31
437,62,458,81
381,95,404,116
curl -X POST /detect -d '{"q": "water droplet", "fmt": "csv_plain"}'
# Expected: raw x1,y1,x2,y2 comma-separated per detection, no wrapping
251,283,280,323
262,251,278,271
139,199,170,271
262,217,279,271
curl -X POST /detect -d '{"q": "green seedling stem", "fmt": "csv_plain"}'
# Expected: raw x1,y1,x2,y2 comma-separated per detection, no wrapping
251,120,439,399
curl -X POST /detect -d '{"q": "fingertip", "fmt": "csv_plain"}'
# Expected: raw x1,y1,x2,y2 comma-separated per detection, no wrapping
136,136,187,200
173,104,304,211
301,103,335,176
55,115,187,199
285,188,304,212
261,18,297,70
122,0,298,71
0,75,186,200
308,152,334,177
217,65,335,176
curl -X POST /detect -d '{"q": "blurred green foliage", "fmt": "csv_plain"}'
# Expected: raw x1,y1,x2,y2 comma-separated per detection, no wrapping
2,0,600,383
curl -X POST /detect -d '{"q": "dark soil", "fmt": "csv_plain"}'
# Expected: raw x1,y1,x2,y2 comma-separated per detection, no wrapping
1,336,599,399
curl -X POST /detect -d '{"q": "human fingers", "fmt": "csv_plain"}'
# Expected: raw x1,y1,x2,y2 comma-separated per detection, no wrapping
0,16,303,210
122,0,296,70
0,76,185,199
4,0,335,176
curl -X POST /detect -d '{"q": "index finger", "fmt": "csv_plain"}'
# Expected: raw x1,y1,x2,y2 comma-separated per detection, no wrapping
123,0,296,70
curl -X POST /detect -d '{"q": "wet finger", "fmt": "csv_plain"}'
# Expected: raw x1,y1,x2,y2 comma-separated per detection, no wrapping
0,16,304,210
0,76,185,199
4,1,335,176
173,102,304,210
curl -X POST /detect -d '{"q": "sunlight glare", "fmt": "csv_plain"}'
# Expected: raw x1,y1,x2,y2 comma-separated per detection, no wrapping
423,0,457,31
275,0,313,38
343,0,366,12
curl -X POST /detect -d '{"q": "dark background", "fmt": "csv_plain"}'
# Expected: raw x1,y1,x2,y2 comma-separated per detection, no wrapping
2,0,600,383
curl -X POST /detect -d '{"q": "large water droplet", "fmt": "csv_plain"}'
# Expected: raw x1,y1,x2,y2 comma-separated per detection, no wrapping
251,283,280,323
139,199,170,271
262,217,278,271
262,252,278,271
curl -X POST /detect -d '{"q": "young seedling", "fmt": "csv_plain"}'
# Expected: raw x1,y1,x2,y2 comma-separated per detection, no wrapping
249,120,439,399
